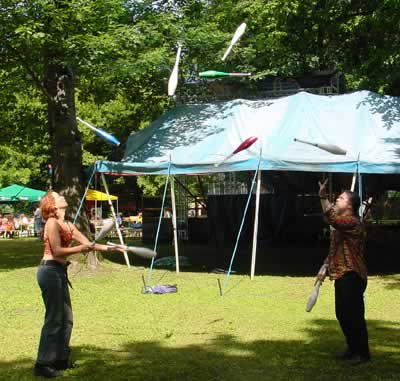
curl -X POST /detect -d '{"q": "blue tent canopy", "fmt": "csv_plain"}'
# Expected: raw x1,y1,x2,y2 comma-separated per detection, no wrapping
96,91,400,175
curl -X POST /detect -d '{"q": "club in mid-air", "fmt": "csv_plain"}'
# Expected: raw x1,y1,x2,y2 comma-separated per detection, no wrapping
94,218,115,241
294,138,347,155
214,136,258,168
77,117,120,146
168,42,182,97
106,242,157,259
199,70,251,78
222,22,247,61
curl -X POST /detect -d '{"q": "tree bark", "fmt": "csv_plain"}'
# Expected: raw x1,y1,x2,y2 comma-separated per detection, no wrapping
45,64,96,265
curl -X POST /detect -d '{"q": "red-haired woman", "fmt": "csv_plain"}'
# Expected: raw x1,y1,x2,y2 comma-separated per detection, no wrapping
34,191,122,378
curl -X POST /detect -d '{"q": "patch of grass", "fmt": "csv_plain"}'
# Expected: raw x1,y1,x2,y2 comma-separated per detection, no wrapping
0,238,399,380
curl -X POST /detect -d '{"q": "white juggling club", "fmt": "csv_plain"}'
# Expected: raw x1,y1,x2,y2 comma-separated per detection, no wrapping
168,43,182,96
306,280,322,312
94,218,115,241
222,22,246,61
294,138,347,155
106,242,157,259
306,264,327,312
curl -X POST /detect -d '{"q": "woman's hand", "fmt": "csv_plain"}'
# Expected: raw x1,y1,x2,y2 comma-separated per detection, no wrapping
81,243,95,253
106,244,125,253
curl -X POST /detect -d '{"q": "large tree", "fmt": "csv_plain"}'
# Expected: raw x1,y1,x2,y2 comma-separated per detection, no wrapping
1,1,132,226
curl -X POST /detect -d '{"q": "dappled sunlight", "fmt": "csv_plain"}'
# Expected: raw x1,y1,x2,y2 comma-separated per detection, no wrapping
1,241,399,380
2,324,399,381
359,92,400,131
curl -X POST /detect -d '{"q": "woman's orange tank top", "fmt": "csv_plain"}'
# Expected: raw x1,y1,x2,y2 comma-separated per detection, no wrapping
44,223,74,256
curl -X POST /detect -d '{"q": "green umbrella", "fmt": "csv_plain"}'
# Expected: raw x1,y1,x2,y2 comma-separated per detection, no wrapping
0,184,46,202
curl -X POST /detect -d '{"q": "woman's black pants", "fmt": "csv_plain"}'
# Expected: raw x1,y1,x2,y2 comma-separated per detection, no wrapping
36,261,73,366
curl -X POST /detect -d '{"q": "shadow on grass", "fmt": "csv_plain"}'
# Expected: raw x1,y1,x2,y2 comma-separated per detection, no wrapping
103,239,331,277
1,238,400,278
380,274,400,291
105,238,400,277
1,319,399,381
0,238,43,271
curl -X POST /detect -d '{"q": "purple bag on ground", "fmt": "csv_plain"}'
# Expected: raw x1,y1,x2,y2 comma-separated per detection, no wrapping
143,284,177,294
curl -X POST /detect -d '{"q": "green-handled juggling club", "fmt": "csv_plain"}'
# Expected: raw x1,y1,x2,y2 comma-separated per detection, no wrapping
199,70,251,78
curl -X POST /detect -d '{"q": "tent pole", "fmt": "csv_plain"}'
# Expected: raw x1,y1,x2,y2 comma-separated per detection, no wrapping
221,151,262,296
170,176,180,274
351,153,360,192
250,170,262,280
100,173,131,267
358,172,363,217
350,173,357,192
95,171,97,219
72,164,96,224
146,159,172,287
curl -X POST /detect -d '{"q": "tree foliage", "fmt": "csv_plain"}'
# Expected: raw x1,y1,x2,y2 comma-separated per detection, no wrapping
0,0,399,196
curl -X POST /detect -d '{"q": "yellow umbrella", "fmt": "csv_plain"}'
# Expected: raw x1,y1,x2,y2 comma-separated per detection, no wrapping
86,189,118,201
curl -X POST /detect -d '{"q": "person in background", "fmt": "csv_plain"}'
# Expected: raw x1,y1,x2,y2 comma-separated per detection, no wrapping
34,191,124,378
4,217,14,238
34,205,43,240
116,212,123,228
0,215,4,238
20,213,29,231
13,215,20,234
0,214,8,238
317,179,370,365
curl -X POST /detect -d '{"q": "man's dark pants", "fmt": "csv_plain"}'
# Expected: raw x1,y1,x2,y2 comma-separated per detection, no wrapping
36,262,73,366
335,271,370,358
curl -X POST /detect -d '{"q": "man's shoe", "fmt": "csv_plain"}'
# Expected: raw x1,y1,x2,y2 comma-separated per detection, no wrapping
33,363,62,378
54,359,78,370
346,354,370,365
335,349,353,360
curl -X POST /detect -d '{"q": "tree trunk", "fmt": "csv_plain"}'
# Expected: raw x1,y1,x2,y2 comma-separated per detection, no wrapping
45,64,97,266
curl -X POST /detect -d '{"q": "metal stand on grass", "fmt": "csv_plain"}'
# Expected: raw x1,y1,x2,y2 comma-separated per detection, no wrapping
250,169,262,280
220,150,262,295
100,173,130,267
170,176,180,274
146,160,173,288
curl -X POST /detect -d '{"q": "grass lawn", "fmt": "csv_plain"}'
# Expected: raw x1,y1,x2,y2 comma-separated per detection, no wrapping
0,238,399,380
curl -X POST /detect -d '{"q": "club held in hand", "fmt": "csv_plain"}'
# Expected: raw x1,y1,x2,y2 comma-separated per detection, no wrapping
222,22,247,61
294,138,346,155
107,242,157,259
306,280,322,312
214,136,258,167
168,43,182,96
306,263,327,312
